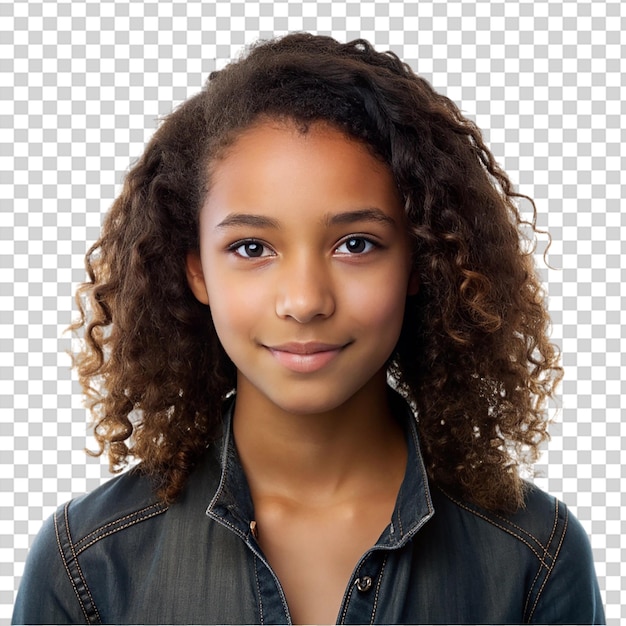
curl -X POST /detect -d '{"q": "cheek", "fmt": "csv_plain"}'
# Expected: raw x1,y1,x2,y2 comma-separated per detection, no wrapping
206,274,268,341
370,292,407,335
341,270,409,334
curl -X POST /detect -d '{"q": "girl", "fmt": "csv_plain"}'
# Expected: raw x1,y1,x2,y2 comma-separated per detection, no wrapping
13,33,604,624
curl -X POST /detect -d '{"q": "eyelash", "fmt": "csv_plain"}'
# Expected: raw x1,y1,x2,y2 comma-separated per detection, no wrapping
335,236,378,255
227,239,274,259
227,235,379,259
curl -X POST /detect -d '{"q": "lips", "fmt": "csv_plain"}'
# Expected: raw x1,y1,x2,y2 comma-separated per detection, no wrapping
267,342,344,354
265,341,347,373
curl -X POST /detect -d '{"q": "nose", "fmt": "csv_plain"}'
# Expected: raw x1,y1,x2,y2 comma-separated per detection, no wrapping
275,256,335,323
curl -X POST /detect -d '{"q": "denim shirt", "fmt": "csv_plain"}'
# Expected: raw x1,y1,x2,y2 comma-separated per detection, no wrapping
13,397,605,625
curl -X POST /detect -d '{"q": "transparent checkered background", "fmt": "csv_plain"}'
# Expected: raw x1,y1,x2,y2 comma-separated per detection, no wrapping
1,0,624,623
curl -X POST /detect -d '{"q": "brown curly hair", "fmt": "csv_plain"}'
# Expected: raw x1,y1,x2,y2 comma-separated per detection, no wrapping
71,33,562,513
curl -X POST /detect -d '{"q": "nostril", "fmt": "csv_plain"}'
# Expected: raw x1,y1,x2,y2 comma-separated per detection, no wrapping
275,278,335,323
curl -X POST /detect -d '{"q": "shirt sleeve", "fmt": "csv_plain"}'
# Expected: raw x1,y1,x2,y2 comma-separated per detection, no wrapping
12,509,88,625
529,504,605,625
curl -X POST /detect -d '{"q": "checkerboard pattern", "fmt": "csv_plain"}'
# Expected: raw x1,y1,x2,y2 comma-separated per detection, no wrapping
2,1,624,623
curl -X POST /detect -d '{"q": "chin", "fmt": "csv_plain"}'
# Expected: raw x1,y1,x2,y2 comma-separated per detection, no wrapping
263,382,371,417
272,396,346,417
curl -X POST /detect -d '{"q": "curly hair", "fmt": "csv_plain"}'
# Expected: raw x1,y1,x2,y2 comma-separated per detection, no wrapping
71,33,562,513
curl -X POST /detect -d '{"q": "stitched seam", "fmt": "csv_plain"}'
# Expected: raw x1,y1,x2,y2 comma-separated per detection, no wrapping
75,503,166,546
54,506,90,624
523,497,560,619
205,511,249,543
74,507,168,556
444,489,547,547
527,504,568,623
397,508,404,537
253,554,264,626
523,563,545,620
65,504,101,624
205,414,233,514
370,555,388,626
398,420,427,538
441,491,550,568
490,511,551,557
541,498,560,566
412,423,434,518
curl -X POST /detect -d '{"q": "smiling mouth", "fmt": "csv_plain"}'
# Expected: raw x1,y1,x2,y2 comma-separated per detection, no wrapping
267,341,345,354
265,342,347,373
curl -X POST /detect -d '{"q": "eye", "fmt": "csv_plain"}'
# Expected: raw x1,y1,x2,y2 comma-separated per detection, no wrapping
229,239,274,258
335,236,377,255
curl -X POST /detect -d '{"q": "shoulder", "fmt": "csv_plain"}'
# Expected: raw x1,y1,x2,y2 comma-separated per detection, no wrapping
13,447,223,625
63,467,168,545
431,482,605,624
12,469,165,624
435,480,565,555
13,470,167,624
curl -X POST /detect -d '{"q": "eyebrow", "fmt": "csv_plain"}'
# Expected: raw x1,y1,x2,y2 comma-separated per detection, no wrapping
215,208,396,230
215,213,281,230
324,208,396,227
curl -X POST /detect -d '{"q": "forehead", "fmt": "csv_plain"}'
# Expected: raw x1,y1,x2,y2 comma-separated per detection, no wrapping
202,119,402,222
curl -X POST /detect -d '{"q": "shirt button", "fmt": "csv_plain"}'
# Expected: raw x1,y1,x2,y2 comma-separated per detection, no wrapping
356,576,373,592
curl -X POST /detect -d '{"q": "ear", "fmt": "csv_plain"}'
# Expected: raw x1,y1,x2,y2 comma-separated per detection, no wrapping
407,270,419,296
185,252,210,305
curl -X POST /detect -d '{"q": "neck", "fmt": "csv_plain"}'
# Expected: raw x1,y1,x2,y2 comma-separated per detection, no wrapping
232,375,407,505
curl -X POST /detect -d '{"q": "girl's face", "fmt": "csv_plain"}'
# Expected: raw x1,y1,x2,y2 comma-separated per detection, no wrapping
187,119,418,416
